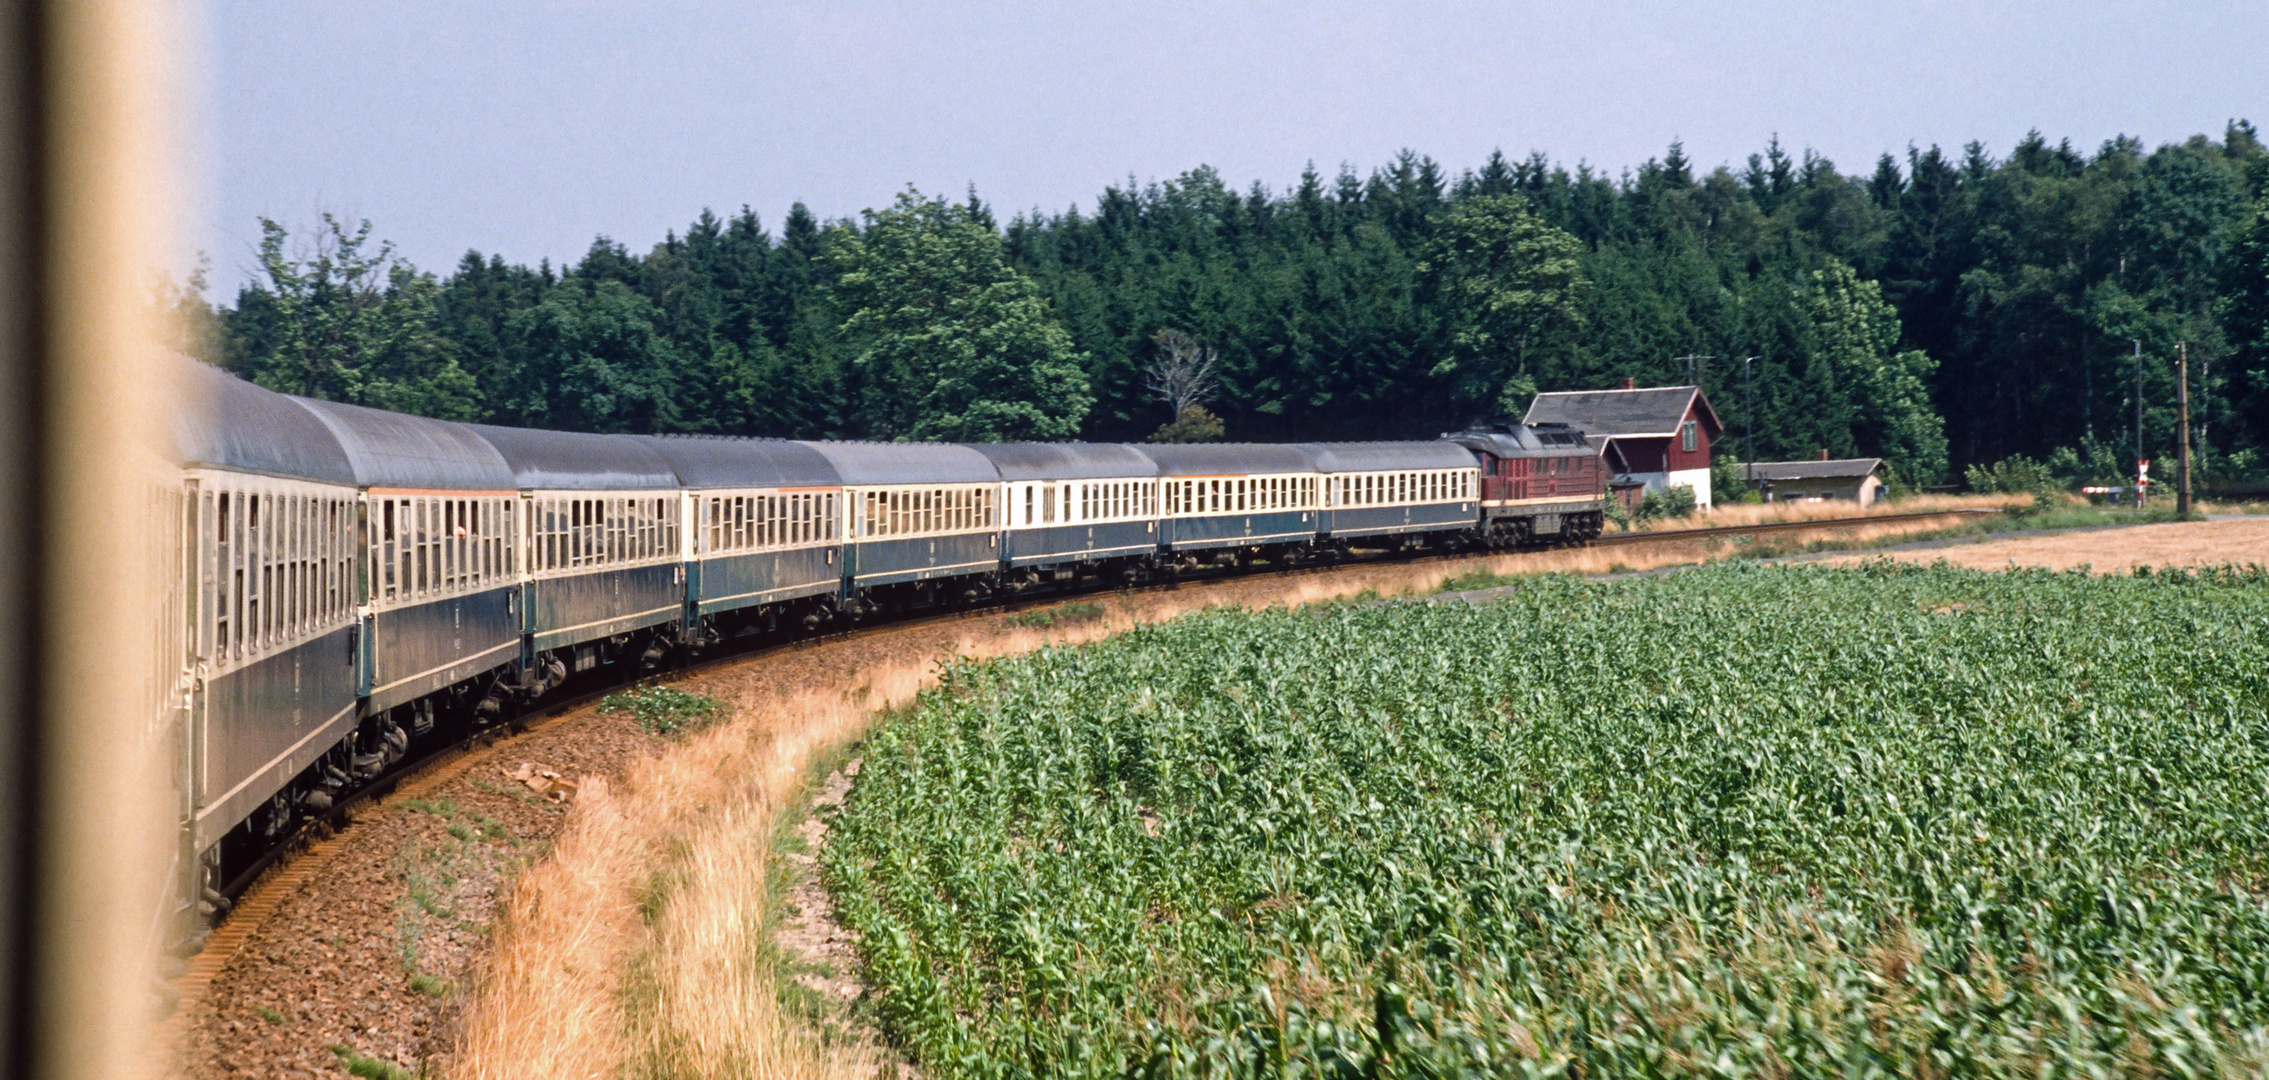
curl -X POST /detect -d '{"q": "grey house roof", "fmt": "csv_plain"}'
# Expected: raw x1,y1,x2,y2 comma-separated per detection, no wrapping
1523,385,1719,437
1746,458,1884,481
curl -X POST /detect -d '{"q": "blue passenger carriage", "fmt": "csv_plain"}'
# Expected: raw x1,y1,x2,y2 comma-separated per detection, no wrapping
1138,443,1322,567
1307,441,1481,551
801,442,1002,612
175,364,367,894
295,398,524,751
468,425,687,677
636,436,845,638
968,443,1158,589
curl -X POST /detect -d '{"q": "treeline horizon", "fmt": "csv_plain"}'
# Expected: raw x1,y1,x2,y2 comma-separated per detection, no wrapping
175,123,2269,485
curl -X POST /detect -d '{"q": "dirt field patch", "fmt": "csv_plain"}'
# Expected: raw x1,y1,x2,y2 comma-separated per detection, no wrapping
1823,515,2269,573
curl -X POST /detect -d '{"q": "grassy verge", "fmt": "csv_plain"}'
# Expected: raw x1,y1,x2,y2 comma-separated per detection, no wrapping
600,685,731,736
1003,600,1106,629
453,676,905,1079
1617,491,2020,533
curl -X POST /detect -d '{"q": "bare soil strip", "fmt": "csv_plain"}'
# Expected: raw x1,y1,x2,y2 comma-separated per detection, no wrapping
1819,515,2269,573
173,508,2022,1078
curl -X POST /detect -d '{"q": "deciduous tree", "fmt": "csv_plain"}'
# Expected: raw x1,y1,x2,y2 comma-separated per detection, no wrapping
827,190,1090,441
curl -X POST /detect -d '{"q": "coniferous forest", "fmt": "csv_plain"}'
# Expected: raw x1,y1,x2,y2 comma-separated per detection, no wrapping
178,125,2269,488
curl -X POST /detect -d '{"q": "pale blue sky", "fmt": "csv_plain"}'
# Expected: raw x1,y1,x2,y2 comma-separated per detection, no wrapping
198,0,2265,295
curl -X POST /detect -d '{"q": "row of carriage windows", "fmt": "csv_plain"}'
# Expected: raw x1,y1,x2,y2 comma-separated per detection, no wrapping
208,487,356,665
533,496,679,573
857,486,996,539
376,496,516,603
206,466,1494,661
705,491,839,553
1164,475,1318,516
1330,470,1474,508
1022,480,1160,525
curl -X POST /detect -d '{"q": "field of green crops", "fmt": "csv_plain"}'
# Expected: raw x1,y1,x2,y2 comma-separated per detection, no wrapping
823,563,2269,1078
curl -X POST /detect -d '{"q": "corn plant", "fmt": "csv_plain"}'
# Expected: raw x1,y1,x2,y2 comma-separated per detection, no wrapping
825,562,2269,1078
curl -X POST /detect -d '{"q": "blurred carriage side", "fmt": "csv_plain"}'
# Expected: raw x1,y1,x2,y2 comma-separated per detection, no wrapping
169,358,363,935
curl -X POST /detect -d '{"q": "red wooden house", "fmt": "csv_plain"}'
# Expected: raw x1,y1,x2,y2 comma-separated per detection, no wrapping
1522,382,1723,510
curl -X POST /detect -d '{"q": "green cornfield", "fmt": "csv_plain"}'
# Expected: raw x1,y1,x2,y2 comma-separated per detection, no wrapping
824,563,2269,1078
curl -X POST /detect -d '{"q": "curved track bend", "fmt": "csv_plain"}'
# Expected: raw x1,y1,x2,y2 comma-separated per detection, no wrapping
166,505,1999,1031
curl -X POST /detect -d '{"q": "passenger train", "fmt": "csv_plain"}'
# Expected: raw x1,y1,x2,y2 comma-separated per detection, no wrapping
167,357,1604,940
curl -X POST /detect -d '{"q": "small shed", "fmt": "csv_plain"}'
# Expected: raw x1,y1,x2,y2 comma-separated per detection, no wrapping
1747,457,1886,506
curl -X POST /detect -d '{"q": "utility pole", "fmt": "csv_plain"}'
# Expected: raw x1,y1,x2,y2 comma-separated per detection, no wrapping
1675,354,1714,388
2131,338,2144,505
2177,342,2192,517
1742,355,1758,464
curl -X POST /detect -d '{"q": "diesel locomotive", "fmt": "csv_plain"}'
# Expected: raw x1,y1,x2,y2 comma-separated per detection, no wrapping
166,356,1604,942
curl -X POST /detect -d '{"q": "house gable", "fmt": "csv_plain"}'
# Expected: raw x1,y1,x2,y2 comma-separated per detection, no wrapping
1524,384,1720,474
1523,385,1722,440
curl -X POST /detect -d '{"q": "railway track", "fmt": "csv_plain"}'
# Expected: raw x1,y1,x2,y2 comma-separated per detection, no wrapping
166,504,2001,1027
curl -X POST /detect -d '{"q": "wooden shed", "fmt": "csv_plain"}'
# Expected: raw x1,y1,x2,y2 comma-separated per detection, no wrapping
1746,457,1886,506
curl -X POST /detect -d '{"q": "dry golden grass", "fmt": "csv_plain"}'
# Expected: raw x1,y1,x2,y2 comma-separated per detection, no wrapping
449,507,1990,1079
1626,492,2021,533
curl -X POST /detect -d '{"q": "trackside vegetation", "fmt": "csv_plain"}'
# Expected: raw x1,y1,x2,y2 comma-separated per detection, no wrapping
825,563,2269,1077
598,684,728,736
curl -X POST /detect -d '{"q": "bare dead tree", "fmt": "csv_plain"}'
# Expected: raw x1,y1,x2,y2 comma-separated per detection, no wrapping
1146,329,1220,419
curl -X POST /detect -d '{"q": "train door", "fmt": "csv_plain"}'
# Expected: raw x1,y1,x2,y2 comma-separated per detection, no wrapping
181,478,209,922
